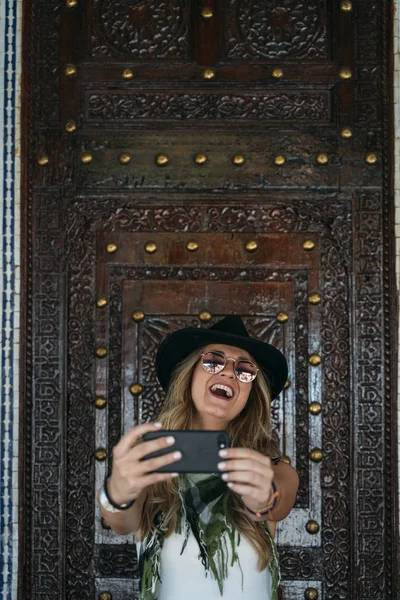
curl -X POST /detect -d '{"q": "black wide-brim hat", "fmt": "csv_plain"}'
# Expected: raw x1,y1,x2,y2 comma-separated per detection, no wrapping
155,315,288,399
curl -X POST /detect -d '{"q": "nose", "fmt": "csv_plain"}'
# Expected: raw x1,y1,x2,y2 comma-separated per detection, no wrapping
221,358,235,379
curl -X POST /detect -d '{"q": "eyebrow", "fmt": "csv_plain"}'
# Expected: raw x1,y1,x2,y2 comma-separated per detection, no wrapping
209,349,253,361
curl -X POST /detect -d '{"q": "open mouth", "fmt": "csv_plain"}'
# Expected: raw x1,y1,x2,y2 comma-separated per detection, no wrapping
209,383,234,400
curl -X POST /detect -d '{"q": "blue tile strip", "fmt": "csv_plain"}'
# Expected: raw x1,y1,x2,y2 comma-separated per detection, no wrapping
1,0,20,598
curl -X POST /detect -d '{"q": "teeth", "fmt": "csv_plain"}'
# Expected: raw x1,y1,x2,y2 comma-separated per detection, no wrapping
211,384,233,398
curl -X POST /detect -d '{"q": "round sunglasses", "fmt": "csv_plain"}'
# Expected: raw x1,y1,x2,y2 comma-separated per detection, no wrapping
200,350,258,383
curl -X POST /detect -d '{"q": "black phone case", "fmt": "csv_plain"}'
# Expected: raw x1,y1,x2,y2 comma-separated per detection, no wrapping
142,430,231,473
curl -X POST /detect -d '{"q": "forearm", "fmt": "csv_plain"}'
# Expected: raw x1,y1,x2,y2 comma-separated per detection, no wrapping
98,488,147,535
265,461,299,522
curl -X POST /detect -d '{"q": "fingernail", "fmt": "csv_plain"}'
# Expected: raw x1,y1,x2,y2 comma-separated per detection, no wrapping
171,472,179,478
227,482,234,488
173,451,182,459
218,461,226,470
219,449,228,457
154,422,162,428
166,436,175,445
221,473,229,481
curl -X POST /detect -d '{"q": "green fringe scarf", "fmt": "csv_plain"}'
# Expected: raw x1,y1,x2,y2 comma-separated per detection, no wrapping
138,473,280,599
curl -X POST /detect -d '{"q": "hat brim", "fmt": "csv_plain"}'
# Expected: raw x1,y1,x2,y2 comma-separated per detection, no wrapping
155,327,288,400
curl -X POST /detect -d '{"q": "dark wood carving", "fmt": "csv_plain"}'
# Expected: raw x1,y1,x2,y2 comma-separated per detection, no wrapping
21,1,398,599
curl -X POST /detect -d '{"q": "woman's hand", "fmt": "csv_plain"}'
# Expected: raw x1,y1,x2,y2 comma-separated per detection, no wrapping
107,422,182,506
218,447,276,514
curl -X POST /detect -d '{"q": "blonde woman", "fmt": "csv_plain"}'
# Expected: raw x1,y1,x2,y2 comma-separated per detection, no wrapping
98,316,299,600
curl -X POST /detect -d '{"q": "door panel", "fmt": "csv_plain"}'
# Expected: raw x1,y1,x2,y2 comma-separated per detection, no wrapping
22,1,397,599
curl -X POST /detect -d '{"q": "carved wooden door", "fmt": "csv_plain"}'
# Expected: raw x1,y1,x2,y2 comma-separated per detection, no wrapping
21,1,398,600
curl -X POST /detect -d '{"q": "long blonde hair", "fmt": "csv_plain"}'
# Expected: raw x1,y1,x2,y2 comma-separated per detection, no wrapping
140,347,279,569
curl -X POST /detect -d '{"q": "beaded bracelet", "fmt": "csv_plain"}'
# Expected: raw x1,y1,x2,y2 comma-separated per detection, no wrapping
245,481,278,518
103,477,136,511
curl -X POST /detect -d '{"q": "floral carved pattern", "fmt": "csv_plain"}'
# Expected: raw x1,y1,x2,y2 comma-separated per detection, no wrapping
85,92,331,122
90,0,189,58
225,0,328,60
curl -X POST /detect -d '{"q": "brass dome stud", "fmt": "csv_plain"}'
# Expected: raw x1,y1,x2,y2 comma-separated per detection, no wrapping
340,127,353,139
96,347,108,358
274,155,286,166
106,243,117,254
203,68,216,80
99,593,112,600
66,0,78,7
309,448,323,462
132,310,145,322
277,312,289,324
199,311,212,322
365,153,378,165
245,240,258,252
340,1,352,11
302,240,315,251
187,241,199,252
95,448,107,461
155,154,169,166
308,354,322,366
96,296,108,308
339,67,352,80
95,397,107,409
309,401,322,415
308,292,321,305
316,153,328,165
65,120,77,133
284,379,291,390
232,154,245,166
122,68,134,80
306,520,320,534
201,7,213,19
80,151,93,164
119,152,131,165
194,153,207,165
64,64,77,77
272,68,283,79
145,241,157,254
129,383,143,396
37,155,49,166
304,588,319,600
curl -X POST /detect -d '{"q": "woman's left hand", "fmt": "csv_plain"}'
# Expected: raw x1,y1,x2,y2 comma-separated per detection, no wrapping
218,447,275,513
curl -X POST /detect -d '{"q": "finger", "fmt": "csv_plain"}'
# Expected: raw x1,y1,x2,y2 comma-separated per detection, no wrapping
113,422,162,457
219,448,272,467
218,459,273,477
226,481,257,497
140,449,182,474
221,470,267,489
133,434,176,461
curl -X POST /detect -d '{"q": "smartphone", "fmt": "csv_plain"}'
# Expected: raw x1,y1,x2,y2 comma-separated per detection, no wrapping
142,430,231,473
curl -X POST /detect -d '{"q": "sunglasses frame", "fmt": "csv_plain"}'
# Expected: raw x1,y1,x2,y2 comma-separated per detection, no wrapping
200,350,259,383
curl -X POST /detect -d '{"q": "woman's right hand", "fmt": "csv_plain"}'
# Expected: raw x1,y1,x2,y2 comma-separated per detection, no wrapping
107,422,181,506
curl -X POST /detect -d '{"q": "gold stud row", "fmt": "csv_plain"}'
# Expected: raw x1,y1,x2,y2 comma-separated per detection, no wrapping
64,62,353,82
38,151,378,167
102,239,320,256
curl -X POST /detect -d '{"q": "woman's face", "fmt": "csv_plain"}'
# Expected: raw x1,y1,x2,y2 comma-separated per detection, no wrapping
190,343,255,429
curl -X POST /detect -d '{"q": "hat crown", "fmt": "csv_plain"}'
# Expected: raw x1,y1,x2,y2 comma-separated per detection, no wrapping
209,315,250,338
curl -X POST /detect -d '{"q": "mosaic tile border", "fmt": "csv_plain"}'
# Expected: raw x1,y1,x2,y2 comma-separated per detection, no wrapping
0,0,22,598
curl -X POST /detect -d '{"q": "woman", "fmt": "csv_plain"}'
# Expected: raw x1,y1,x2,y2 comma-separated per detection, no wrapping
98,316,299,599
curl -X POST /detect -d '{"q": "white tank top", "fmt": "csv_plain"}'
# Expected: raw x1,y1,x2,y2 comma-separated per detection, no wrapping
156,528,272,600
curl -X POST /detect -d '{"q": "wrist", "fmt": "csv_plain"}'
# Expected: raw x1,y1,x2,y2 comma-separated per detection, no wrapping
245,481,279,518
100,478,136,513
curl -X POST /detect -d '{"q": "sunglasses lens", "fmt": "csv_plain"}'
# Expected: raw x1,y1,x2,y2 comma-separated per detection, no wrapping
202,352,225,373
235,361,257,383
